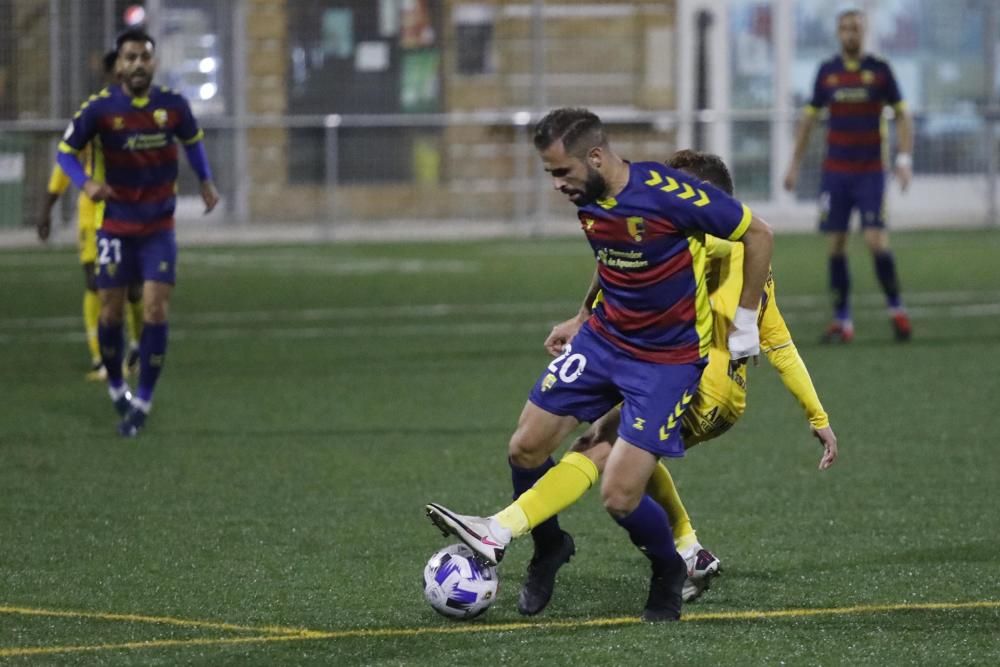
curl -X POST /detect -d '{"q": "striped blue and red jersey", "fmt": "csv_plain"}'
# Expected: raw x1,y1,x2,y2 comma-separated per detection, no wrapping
579,161,752,365
807,54,904,174
58,84,205,236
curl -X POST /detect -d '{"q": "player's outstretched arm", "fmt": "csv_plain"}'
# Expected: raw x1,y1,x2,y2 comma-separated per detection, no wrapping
37,163,72,241
36,192,58,241
893,105,914,193
200,180,220,214
761,331,838,470
813,425,838,470
180,139,219,214
784,112,817,192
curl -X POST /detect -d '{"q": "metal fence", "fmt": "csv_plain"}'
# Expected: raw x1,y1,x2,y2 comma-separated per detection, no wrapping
0,0,997,241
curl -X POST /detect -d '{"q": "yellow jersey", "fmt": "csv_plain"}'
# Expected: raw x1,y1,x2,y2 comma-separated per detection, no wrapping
47,144,100,263
682,236,829,444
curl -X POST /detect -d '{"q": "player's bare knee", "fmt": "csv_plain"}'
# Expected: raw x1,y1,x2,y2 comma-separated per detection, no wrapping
864,229,889,253
98,290,126,325
143,300,168,323
508,430,550,468
601,486,639,519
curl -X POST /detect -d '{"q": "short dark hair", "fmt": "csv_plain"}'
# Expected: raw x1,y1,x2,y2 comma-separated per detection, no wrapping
102,50,118,75
533,108,607,157
837,8,864,23
116,28,156,54
667,149,734,195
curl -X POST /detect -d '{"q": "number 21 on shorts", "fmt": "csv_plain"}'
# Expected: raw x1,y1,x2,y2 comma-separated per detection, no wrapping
98,237,122,265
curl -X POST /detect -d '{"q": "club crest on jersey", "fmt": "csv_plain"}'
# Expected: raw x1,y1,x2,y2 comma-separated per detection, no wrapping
826,74,839,86
582,217,596,233
626,216,645,242
153,109,168,127
541,373,557,392
112,116,125,130
861,70,875,84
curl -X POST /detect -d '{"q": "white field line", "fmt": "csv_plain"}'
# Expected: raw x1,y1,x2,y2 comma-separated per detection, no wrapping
182,255,479,275
0,320,556,344
0,256,479,278
3,291,999,332
1,301,999,345
0,302,577,330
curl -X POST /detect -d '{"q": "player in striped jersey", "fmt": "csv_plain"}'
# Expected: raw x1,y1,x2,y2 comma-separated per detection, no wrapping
37,50,143,381
56,29,219,437
428,109,775,622
518,150,838,611
428,150,835,617
784,8,913,343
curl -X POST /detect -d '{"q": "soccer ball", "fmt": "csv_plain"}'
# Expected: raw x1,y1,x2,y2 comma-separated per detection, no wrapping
423,543,498,619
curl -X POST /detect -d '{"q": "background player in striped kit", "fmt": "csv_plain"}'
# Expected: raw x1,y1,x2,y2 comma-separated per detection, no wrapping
784,8,913,343
56,29,219,436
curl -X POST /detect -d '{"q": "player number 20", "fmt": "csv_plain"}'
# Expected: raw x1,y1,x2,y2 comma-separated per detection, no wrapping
548,343,588,383
98,238,122,265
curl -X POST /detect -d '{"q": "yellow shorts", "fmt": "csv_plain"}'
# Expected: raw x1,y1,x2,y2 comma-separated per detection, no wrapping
77,196,97,264
682,348,747,445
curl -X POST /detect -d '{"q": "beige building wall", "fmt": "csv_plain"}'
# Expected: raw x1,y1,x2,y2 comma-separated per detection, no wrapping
11,0,51,118
442,0,679,220
239,0,679,222
245,0,293,220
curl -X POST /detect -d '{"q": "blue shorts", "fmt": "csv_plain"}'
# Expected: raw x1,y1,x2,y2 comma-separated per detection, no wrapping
95,229,177,289
818,171,886,232
528,324,704,457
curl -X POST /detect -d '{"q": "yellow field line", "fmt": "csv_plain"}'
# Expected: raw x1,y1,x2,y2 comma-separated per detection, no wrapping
1,600,996,658
0,635,311,658
0,605,315,636
285,600,1000,639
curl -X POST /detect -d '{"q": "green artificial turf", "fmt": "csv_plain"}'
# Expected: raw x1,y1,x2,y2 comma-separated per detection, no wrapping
1,230,998,664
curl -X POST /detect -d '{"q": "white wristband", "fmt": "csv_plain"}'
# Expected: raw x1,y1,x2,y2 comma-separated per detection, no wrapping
895,153,912,169
733,306,758,330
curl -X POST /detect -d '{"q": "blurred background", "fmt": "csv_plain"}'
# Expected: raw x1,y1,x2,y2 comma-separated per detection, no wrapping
0,0,997,241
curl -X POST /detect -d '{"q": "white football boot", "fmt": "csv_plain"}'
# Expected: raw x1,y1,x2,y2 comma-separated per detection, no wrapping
680,543,722,602
426,503,510,566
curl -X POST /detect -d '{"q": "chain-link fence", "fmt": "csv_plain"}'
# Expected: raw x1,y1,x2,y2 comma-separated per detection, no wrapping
0,0,997,240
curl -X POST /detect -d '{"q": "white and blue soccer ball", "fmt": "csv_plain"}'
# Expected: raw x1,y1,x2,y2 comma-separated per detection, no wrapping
423,543,498,619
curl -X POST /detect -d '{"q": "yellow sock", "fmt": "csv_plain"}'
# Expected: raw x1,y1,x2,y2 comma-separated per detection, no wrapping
648,461,698,553
83,290,100,363
126,299,143,348
493,452,599,539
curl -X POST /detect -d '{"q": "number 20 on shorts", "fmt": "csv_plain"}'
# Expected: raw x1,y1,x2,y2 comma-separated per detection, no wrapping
548,344,588,383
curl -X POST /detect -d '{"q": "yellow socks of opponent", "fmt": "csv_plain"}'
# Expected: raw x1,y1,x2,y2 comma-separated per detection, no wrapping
491,453,698,552
648,461,699,553
83,290,101,364
493,452,599,539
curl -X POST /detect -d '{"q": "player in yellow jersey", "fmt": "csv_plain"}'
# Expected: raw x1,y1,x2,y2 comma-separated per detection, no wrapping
428,150,838,616
36,50,143,380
